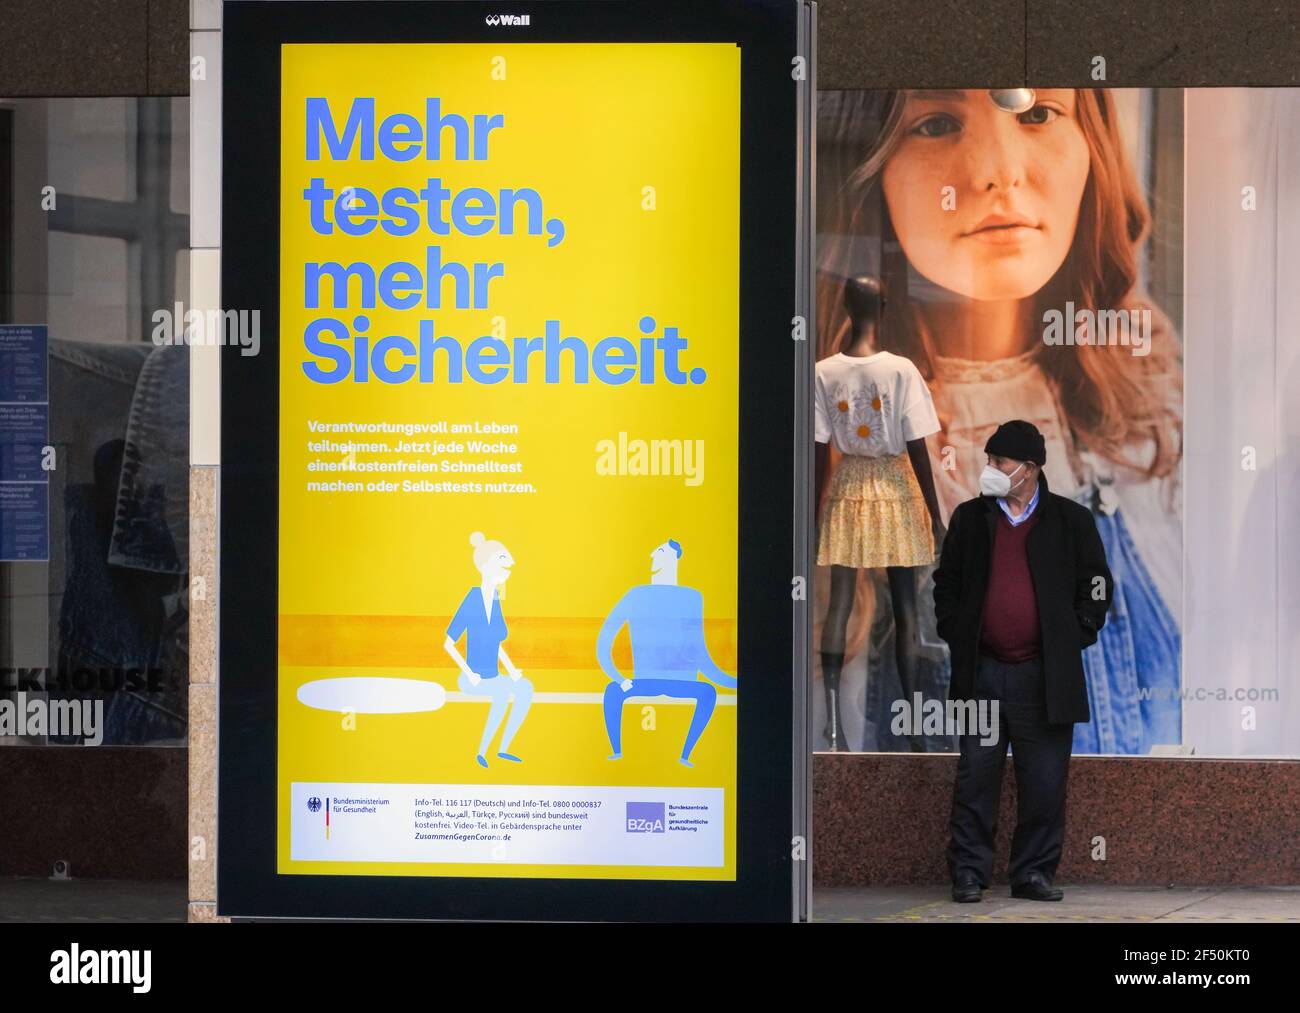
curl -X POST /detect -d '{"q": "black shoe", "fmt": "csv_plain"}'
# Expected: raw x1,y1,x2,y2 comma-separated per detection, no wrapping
1010,872,1063,901
951,874,983,903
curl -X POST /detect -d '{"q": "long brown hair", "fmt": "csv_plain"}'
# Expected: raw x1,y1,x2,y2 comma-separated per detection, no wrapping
816,89,1183,481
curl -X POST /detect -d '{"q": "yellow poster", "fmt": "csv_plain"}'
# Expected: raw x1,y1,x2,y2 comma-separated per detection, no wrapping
277,42,740,879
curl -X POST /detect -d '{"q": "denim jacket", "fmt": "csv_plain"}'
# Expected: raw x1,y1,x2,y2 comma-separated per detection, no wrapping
44,338,189,745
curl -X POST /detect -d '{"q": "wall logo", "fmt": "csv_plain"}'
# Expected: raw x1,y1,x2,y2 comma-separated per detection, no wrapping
307,796,322,813
485,14,531,26
625,801,665,833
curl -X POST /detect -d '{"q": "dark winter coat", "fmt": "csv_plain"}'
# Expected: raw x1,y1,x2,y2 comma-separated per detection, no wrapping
932,471,1113,725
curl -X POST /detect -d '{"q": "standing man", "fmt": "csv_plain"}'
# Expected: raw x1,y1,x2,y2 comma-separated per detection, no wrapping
933,420,1112,903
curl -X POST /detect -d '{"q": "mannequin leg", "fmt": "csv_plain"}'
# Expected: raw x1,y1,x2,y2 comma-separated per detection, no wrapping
820,564,857,751
886,565,925,752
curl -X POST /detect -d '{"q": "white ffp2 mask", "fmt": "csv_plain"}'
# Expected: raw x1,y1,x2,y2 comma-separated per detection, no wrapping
979,462,1026,497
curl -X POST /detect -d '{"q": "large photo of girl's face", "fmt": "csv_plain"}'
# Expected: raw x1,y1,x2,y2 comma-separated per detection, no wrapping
815,88,1184,756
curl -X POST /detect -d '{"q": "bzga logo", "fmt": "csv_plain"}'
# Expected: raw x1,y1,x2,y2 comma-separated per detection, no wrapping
485,14,531,26
625,801,665,833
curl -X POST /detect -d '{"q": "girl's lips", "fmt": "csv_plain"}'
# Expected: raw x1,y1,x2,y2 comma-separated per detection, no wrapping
964,224,1040,245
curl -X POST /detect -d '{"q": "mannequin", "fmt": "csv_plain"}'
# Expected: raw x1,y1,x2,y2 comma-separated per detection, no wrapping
814,276,944,751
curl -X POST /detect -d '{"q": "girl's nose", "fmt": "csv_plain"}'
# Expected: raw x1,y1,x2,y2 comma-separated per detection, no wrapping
968,119,1026,194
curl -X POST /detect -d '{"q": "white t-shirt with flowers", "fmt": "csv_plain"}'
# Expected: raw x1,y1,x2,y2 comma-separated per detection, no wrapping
814,351,940,456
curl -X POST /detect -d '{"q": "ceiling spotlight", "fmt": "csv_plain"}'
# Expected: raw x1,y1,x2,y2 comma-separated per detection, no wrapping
988,89,1036,114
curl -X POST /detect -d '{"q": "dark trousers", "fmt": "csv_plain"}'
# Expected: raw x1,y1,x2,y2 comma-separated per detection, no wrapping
947,653,1074,886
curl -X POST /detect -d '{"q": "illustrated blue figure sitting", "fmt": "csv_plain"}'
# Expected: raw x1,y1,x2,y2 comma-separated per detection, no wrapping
443,531,534,768
596,539,737,767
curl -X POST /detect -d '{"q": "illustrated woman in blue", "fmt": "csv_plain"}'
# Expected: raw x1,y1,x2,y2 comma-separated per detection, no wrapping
443,531,534,767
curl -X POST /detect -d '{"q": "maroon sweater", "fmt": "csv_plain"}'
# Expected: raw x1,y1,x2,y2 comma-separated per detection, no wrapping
978,507,1042,662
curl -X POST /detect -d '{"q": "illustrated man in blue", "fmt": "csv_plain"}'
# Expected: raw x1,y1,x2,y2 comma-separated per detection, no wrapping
596,539,737,767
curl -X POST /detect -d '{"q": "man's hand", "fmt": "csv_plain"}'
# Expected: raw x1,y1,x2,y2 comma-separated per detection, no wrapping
507,667,524,683
620,678,633,693
466,671,482,687
1073,508,1113,642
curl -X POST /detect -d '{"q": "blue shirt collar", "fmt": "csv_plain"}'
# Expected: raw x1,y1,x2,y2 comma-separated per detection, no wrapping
997,482,1040,526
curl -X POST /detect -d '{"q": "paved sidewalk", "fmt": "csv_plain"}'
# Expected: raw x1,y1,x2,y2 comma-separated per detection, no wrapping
814,885,1300,922
0,878,186,922
4,877,1298,922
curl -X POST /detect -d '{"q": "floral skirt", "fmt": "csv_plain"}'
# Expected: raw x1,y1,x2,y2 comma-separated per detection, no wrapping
817,452,935,569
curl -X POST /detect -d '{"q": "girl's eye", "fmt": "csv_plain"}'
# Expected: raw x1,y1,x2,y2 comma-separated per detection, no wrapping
912,113,960,138
1018,105,1059,126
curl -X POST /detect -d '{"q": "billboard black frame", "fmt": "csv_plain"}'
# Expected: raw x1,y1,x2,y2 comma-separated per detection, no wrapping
219,0,802,922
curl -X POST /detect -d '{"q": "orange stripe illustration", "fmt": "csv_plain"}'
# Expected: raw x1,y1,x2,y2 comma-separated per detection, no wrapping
279,615,738,670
